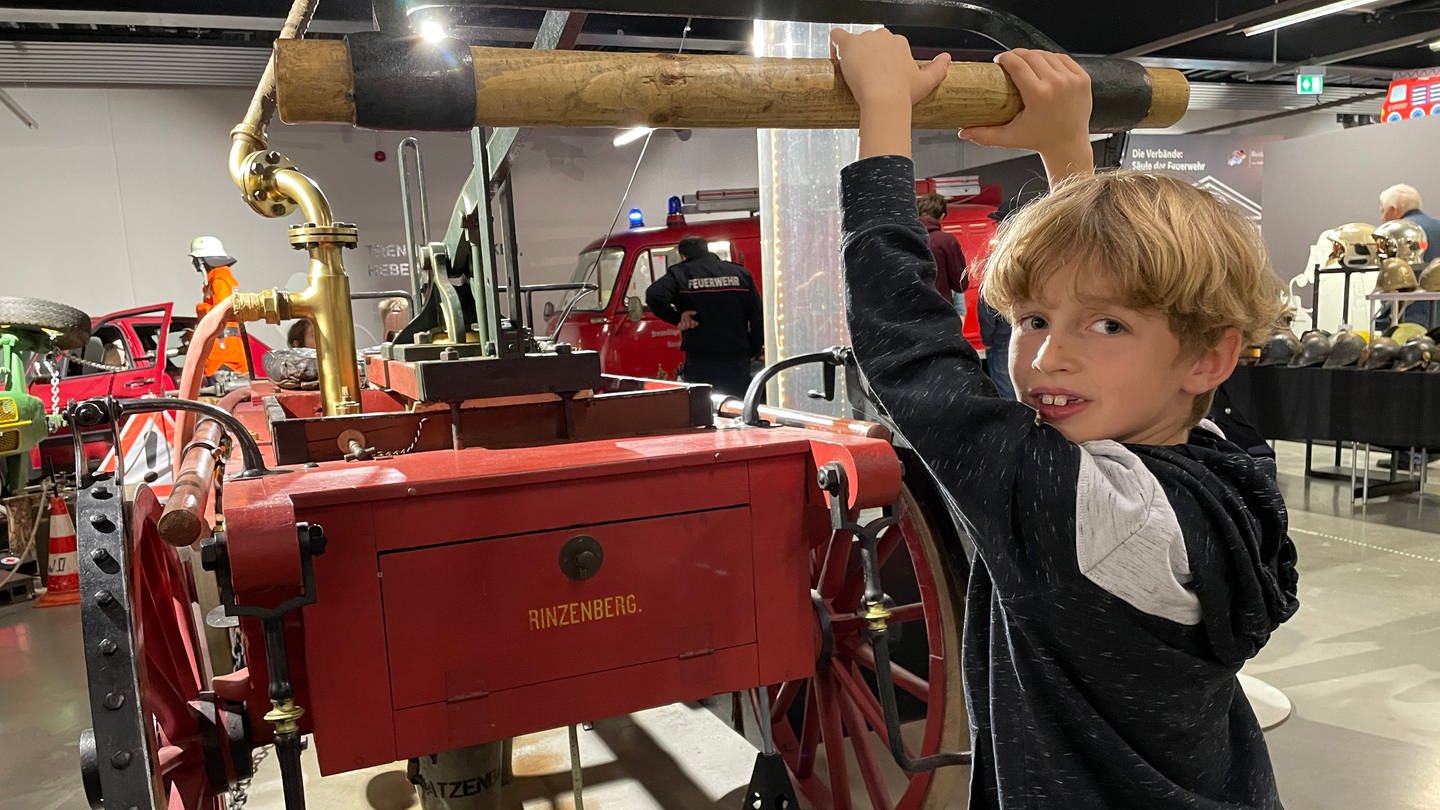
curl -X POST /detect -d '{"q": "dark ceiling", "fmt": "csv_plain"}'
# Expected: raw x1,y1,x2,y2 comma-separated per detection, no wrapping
3,0,1440,89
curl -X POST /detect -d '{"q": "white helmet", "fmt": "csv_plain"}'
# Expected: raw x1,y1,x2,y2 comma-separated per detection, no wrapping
189,235,227,259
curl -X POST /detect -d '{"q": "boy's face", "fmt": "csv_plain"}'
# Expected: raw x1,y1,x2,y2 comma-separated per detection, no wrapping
1007,264,1222,446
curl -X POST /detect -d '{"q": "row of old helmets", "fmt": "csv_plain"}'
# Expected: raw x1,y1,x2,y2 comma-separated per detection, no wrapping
1323,221,1440,292
1254,324,1439,371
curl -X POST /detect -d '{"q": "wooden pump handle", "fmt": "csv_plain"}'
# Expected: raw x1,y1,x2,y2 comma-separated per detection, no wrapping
158,418,225,547
275,39,1188,132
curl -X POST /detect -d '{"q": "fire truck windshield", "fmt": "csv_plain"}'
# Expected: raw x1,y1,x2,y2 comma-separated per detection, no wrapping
567,247,626,311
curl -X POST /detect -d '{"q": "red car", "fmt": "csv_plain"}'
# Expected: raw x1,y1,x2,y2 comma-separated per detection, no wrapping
25,302,270,476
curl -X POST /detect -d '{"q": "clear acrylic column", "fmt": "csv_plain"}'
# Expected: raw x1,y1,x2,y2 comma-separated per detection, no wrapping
755,20,877,414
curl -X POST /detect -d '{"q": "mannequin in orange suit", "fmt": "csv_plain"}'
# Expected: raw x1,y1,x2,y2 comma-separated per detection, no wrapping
188,235,249,376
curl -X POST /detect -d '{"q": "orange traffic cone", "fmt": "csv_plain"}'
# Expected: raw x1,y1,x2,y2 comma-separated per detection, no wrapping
36,495,80,608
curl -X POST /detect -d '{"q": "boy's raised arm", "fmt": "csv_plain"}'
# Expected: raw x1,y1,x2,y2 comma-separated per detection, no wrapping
832,32,1097,560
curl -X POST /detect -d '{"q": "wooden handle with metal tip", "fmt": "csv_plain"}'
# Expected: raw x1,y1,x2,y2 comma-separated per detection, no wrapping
275,40,1189,131
158,418,225,547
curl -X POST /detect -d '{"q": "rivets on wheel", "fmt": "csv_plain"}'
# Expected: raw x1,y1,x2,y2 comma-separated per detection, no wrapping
91,548,111,564
94,590,114,606
103,692,125,710
110,750,132,769
98,639,118,656
90,513,115,533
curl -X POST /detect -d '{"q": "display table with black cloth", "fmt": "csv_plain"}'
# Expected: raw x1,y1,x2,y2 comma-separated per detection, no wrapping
1225,365,1440,498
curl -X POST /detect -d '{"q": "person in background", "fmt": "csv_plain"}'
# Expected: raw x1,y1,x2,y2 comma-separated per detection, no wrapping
916,192,969,321
189,235,249,375
976,296,1015,399
645,235,764,398
1377,183,1440,329
286,319,316,349
1376,184,1439,469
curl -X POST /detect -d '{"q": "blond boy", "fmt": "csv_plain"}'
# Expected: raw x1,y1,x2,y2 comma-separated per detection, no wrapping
831,30,1298,809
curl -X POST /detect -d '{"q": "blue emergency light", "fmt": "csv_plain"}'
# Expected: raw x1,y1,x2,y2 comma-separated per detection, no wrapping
666,195,686,227
628,208,645,228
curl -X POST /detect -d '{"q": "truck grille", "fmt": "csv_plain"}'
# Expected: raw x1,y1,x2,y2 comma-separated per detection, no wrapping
0,429,19,454
0,399,17,423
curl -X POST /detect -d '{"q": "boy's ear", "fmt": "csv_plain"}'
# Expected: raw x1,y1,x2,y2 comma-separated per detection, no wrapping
1182,328,1243,396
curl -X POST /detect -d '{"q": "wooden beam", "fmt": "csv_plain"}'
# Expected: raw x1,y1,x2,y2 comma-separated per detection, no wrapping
275,40,1189,131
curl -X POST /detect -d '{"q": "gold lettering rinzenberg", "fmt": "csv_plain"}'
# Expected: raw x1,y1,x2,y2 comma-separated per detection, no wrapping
527,593,642,630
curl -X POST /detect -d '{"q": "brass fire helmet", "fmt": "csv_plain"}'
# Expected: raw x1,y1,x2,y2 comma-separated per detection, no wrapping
1323,329,1369,368
1374,219,1428,264
1327,222,1379,269
1257,332,1303,367
1418,258,1440,292
1363,336,1402,369
1394,337,1436,372
1289,331,1333,368
1374,258,1419,293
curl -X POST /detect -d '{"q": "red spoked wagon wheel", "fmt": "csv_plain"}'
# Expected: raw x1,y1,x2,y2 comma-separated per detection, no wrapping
77,481,247,810
768,463,971,810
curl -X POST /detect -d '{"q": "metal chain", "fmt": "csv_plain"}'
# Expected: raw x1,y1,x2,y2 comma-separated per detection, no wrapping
375,417,430,457
57,350,132,373
43,359,60,415
228,744,271,809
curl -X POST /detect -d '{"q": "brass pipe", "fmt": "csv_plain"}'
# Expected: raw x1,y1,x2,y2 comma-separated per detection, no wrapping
227,0,317,190
233,241,361,417
225,0,361,417
274,167,334,227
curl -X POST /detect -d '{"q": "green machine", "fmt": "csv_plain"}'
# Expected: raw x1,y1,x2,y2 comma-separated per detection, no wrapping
0,296,90,495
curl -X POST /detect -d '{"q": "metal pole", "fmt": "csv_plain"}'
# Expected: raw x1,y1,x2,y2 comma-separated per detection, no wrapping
567,725,585,810
398,137,432,304
498,174,525,329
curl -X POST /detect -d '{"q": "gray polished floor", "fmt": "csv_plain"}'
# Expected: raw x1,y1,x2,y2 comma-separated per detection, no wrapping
2,440,1437,809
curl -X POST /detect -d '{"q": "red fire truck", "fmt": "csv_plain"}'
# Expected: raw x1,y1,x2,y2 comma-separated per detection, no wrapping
547,181,1000,380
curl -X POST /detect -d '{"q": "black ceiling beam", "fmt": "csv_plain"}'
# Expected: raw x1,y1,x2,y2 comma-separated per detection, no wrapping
1248,24,1440,80
414,0,1064,51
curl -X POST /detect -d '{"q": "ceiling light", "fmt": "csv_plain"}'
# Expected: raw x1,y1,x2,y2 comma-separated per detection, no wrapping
613,127,653,147
419,19,447,44
1241,0,1379,36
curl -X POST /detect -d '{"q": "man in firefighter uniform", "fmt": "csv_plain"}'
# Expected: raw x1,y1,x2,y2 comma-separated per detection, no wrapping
189,236,250,376
645,235,763,398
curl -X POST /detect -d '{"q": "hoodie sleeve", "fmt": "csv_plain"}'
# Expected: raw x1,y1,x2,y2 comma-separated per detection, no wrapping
842,156,1202,617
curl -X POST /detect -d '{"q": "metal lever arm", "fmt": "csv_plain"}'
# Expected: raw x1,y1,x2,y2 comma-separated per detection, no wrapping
817,462,972,772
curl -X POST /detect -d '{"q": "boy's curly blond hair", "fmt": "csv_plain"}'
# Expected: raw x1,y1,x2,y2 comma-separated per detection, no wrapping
981,170,1287,424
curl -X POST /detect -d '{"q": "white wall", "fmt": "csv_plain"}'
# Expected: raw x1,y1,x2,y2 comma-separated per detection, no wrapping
0,86,763,344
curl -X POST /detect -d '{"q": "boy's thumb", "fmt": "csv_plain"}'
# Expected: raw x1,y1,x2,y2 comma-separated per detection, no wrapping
921,52,951,87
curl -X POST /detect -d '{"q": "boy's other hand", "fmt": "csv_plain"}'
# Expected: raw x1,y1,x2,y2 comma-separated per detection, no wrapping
830,28,951,110
960,49,1094,181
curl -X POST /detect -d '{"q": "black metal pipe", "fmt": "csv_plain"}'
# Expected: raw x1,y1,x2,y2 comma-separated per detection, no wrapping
275,730,308,810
